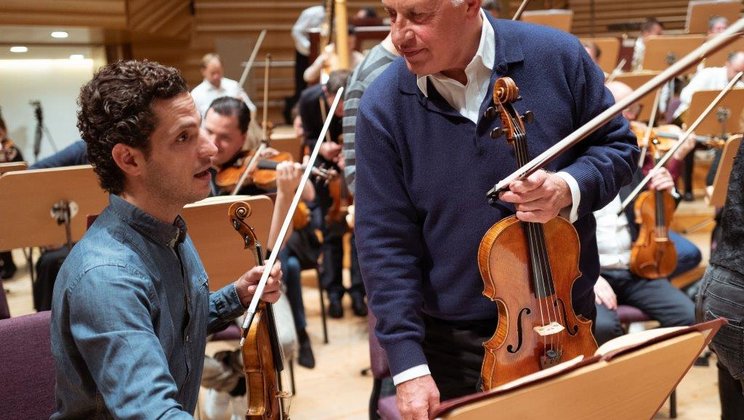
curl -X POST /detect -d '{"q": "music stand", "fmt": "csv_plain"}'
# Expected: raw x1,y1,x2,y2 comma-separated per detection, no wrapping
707,134,742,208
686,0,742,34
686,88,744,136
269,128,303,162
0,165,107,251
642,35,706,74
611,71,660,122
703,37,744,68
0,162,27,174
182,195,273,291
521,9,573,33
433,320,724,420
579,36,620,74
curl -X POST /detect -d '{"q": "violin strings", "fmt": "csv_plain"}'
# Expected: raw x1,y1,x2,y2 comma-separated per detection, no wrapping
513,114,561,354
512,121,552,353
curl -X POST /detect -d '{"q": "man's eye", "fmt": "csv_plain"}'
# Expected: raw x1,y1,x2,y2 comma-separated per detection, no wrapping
177,133,189,142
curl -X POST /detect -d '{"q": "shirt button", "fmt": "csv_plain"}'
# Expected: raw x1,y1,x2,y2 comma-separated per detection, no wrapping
185,334,190,342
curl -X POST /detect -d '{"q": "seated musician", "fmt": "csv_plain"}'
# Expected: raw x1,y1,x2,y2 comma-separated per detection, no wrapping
592,166,696,345
299,69,367,319
606,81,701,277
303,26,365,85
631,17,663,71
673,51,744,201
353,1,637,417
50,60,282,419
201,96,316,416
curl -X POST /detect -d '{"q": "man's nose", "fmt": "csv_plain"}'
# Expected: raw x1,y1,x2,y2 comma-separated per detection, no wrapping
199,129,218,157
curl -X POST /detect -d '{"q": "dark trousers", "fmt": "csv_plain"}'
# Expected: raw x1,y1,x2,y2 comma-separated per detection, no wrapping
280,249,306,331
697,265,744,419
33,247,71,311
669,231,702,278
311,196,364,301
594,269,695,345
422,314,494,401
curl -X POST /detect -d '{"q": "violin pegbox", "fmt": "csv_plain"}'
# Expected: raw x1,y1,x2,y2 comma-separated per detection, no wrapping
228,202,259,250
488,77,533,144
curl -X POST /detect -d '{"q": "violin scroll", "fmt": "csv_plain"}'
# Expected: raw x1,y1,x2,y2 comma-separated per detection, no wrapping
229,202,260,252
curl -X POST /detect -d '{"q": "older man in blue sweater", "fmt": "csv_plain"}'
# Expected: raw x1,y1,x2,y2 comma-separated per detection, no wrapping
354,0,638,417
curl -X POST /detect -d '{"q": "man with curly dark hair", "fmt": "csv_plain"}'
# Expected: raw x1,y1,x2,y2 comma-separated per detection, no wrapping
50,60,282,419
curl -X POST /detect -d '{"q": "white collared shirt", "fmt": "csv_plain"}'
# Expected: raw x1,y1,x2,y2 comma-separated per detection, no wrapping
191,77,257,118
593,195,632,269
415,9,495,124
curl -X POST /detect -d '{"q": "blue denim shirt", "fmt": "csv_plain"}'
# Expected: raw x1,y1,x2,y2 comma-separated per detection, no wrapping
51,194,246,419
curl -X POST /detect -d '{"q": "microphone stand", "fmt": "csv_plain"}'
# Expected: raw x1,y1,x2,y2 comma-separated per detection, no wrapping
30,101,58,162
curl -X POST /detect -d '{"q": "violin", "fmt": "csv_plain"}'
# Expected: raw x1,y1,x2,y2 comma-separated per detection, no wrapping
228,202,289,419
217,149,336,194
478,77,597,390
629,139,678,279
630,121,724,151
0,138,19,163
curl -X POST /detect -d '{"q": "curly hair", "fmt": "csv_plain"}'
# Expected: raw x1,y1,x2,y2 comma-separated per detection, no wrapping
77,60,188,195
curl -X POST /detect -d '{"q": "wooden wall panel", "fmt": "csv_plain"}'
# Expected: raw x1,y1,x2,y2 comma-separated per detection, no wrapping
127,0,192,40
132,0,386,123
0,0,126,28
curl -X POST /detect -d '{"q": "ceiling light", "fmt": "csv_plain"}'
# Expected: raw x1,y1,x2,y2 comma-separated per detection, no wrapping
69,54,85,60
51,31,69,39
10,46,28,53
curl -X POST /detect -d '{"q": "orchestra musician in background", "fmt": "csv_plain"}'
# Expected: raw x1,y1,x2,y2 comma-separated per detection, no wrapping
191,53,257,119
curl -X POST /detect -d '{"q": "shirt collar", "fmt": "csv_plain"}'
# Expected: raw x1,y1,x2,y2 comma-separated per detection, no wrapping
109,194,188,249
416,8,495,97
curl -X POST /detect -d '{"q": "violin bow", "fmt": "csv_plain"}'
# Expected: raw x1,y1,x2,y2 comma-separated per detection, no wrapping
238,29,267,88
511,0,531,21
231,54,272,196
240,87,345,345
487,17,744,200
617,71,743,214
637,88,662,169
604,58,627,84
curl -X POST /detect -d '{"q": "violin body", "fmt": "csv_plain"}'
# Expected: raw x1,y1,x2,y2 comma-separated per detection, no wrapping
630,190,678,279
216,150,294,193
478,216,597,389
242,302,284,419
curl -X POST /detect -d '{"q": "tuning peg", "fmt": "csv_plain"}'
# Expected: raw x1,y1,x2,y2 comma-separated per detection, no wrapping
490,127,508,139
483,106,499,120
522,111,534,124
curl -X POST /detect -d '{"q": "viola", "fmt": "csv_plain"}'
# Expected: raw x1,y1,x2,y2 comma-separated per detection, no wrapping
228,202,289,419
629,139,678,279
478,77,597,390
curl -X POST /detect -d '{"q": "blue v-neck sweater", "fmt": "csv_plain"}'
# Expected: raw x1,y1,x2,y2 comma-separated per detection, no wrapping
354,17,639,377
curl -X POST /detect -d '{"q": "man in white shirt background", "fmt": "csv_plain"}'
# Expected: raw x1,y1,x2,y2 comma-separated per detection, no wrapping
190,53,257,119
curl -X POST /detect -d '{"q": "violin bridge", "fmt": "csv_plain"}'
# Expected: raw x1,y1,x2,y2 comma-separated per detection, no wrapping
533,321,565,336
